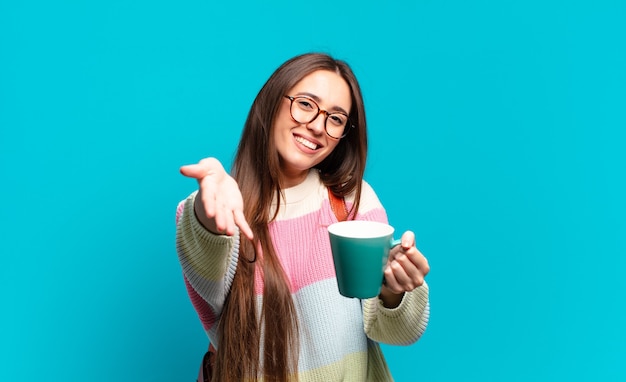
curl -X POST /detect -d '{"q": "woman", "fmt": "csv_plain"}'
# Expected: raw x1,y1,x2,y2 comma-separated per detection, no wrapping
176,53,430,381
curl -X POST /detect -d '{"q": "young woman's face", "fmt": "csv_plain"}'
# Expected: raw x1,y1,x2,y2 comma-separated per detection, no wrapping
274,70,352,188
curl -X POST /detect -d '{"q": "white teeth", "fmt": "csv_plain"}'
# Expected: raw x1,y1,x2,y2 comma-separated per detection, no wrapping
295,136,318,150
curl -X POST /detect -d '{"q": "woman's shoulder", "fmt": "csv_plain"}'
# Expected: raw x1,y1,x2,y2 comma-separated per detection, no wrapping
344,178,384,213
360,179,378,198
344,178,378,198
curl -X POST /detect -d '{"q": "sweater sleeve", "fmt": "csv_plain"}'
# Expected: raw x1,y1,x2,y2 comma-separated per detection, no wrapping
175,191,240,320
362,283,430,345
353,181,431,345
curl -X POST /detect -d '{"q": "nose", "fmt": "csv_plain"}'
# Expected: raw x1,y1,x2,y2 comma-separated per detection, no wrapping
306,111,327,135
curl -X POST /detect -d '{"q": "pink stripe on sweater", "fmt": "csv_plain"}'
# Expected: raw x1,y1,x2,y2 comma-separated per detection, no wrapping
253,202,387,295
184,274,217,331
178,202,217,332
175,201,185,224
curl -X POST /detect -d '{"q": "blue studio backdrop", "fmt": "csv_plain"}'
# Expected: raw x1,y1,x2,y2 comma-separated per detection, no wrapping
1,1,625,381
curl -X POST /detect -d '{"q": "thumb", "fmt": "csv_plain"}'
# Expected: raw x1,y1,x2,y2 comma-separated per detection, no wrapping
400,230,416,250
180,163,209,180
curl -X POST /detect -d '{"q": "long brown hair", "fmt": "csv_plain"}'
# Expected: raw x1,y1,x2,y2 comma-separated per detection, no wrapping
213,53,368,381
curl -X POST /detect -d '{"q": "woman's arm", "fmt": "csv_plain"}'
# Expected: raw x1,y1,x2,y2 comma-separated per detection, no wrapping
363,283,430,345
354,181,431,345
176,193,240,321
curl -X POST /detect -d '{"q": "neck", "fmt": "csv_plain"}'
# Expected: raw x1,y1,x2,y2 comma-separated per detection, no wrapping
280,169,310,189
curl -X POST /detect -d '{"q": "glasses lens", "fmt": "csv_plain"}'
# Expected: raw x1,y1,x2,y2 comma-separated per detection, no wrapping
291,97,318,124
325,114,348,138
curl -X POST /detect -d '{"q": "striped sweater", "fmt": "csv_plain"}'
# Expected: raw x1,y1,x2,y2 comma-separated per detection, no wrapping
175,170,429,381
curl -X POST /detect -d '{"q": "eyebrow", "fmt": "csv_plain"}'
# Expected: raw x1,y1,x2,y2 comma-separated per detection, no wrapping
295,92,350,115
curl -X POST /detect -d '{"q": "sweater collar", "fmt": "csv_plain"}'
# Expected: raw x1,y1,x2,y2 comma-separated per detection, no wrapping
275,169,320,206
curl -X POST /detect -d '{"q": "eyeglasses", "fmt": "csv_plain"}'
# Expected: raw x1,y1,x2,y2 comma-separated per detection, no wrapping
284,95,353,139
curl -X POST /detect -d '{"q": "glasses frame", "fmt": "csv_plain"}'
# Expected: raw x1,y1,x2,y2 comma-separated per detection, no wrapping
284,95,354,139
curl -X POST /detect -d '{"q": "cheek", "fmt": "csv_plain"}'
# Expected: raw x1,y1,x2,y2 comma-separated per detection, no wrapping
274,114,295,137
273,116,291,140
326,139,341,153
275,105,294,126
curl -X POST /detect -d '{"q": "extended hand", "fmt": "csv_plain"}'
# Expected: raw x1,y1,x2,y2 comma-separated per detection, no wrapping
180,157,254,240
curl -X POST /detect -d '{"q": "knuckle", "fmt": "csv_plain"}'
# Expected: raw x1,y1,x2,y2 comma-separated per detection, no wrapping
384,268,394,279
415,275,424,286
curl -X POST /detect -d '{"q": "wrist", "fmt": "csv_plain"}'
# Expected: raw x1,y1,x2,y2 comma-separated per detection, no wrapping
378,284,404,309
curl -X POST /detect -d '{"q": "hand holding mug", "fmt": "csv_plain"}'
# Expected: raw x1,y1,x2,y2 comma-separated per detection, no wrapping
383,231,430,294
180,157,254,241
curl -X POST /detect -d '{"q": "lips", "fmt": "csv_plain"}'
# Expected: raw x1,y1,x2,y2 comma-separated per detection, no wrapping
294,135,321,151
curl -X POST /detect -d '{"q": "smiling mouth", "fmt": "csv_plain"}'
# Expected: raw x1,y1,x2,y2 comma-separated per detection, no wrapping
295,135,319,150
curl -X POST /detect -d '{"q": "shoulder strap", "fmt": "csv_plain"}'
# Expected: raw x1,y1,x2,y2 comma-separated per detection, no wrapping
198,343,217,382
328,188,349,222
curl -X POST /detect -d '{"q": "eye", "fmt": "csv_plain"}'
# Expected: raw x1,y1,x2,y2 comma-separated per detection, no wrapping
328,114,347,126
295,98,315,111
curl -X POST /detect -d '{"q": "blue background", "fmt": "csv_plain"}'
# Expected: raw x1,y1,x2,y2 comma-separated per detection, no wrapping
1,0,625,381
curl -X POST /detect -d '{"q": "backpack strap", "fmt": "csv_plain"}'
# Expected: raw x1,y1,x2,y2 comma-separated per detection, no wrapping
328,188,348,222
198,343,217,382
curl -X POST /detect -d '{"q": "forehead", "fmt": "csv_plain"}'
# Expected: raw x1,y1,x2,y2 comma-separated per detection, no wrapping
289,70,352,112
